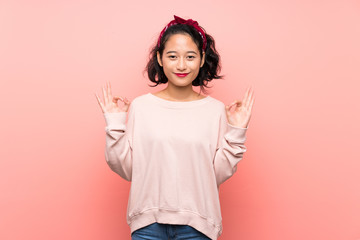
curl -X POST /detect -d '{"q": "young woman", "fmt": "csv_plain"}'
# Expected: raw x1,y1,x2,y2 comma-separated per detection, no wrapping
95,15,255,240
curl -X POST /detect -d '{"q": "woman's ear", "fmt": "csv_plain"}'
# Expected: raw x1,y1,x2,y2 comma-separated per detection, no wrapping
157,51,163,67
200,51,205,67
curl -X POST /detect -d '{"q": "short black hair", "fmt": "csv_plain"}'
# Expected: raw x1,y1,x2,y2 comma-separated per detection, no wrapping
143,23,224,95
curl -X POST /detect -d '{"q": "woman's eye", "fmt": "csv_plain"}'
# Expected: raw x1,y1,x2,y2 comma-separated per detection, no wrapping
168,56,195,59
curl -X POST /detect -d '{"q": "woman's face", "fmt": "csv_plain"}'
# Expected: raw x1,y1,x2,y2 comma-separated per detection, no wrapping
157,33,205,88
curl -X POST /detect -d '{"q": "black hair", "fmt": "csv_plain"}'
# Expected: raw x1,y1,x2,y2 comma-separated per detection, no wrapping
143,22,224,95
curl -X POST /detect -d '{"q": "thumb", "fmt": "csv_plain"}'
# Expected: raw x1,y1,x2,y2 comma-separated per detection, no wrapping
225,105,232,117
112,96,123,103
226,102,235,111
124,97,130,104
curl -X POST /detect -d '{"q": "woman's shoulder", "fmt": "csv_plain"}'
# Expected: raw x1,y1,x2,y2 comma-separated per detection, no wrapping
207,95,226,108
129,93,149,106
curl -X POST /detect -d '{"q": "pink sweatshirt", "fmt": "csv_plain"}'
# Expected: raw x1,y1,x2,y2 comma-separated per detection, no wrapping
103,92,248,240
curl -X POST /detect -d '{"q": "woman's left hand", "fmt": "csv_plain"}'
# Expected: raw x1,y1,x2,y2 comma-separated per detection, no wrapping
225,86,255,128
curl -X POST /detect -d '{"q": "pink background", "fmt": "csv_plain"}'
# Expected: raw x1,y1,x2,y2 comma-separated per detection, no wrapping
1,0,359,239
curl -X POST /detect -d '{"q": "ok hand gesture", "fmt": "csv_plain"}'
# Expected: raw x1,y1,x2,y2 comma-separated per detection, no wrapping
95,81,131,113
225,86,255,128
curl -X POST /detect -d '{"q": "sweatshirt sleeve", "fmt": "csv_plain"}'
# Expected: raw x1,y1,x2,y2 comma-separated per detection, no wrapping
213,105,248,187
103,103,135,182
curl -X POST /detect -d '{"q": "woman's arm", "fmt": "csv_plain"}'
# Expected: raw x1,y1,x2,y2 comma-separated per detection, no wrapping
104,109,134,182
213,110,248,187
213,86,254,187
95,81,133,181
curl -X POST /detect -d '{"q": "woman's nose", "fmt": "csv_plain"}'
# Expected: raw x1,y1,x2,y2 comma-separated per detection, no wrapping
176,58,186,70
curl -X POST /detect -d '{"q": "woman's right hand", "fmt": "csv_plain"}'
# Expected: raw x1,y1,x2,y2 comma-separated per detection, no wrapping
95,81,131,113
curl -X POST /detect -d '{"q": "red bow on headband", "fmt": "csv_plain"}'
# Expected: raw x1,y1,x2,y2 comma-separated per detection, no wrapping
157,15,207,51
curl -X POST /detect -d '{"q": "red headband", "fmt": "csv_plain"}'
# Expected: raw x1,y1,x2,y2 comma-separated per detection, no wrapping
157,15,207,51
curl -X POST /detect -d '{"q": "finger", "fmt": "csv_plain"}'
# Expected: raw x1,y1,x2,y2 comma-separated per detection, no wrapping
245,86,254,108
94,92,105,113
106,82,111,103
248,92,255,112
233,100,242,106
107,81,112,99
225,105,231,116
94,92,101,106
242,87,249,103
249,92,255,111
232,100,241,110
231,100,239,106
124,97,130,105
229,101,240,111
228,102,236,110
102,85,108,105
243,86,251,108
120,96,125,102
113,96,123,103
247,87,254,109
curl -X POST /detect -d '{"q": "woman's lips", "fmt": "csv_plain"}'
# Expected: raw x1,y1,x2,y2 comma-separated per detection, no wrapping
175,73,189,77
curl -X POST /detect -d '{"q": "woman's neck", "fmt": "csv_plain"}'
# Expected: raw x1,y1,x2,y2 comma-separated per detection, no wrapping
155,87,206,102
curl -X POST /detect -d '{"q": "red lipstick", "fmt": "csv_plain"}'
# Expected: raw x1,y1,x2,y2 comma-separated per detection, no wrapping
175,73,189,77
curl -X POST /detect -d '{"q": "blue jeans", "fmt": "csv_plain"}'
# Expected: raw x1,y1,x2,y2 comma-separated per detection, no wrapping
131,222,211,240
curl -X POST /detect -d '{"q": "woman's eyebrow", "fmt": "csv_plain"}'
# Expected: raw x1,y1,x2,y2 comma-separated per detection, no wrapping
166,51,198,54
